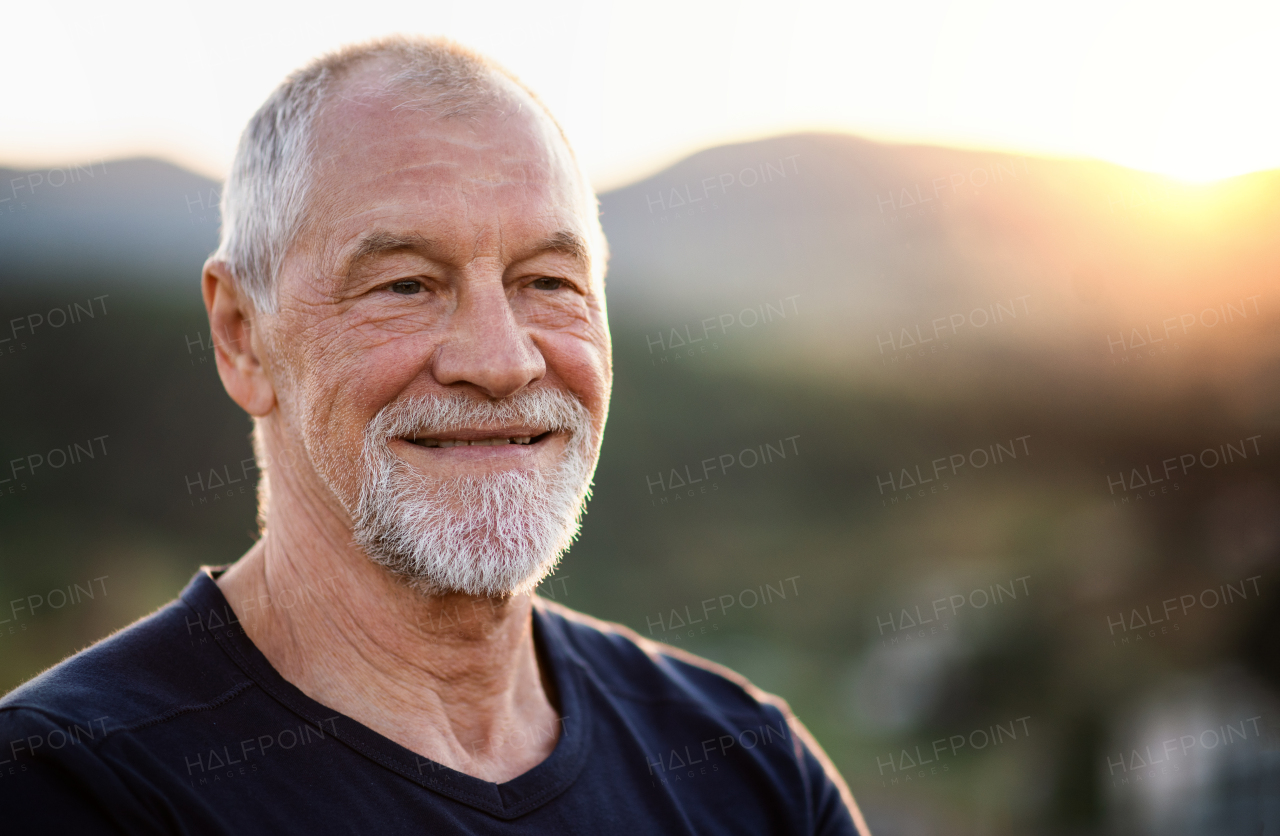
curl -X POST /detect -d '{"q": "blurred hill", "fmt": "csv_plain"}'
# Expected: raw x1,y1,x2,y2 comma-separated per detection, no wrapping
5,134,1276,385
0,157,222,287
600,134,1279,393
1,135,1278,835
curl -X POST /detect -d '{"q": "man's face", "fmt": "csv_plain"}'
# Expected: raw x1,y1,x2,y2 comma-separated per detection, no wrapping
261,75,611,596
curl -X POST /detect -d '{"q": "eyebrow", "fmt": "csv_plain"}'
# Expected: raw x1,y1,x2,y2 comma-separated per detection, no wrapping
339,231,439,281
339,228,591,283
532,229,591,268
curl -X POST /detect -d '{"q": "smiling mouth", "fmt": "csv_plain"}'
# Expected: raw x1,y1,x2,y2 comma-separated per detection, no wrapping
405,431,554,448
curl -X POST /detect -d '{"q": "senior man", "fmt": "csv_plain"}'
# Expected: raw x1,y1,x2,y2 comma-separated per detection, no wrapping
0,37,867,835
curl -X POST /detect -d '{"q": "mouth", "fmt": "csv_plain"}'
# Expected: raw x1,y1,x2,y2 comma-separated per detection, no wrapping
403,430,555,448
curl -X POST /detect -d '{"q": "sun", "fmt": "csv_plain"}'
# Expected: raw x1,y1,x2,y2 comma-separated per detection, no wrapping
1101,29,1280,185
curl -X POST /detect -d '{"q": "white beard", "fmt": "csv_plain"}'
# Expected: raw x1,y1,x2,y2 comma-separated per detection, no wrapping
351,388,598,598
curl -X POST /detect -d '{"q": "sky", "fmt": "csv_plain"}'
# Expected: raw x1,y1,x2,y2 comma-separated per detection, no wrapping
3,0,1278,189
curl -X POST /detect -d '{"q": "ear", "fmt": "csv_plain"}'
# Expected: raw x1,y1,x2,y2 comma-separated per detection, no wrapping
202,260,276,417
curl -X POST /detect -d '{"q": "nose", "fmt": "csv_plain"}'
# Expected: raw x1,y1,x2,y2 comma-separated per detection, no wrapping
431,274,545,399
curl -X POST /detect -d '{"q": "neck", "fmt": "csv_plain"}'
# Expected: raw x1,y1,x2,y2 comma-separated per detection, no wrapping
216,445,561,784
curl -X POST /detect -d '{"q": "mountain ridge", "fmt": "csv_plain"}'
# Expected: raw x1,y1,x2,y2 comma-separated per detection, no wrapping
2,134,1276,375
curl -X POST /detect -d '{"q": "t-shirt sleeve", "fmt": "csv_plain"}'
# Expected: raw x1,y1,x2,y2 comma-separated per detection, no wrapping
786,711,873,836
0,708,162,835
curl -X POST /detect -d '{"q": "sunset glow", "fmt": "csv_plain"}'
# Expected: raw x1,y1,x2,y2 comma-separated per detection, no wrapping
2,0,1277,186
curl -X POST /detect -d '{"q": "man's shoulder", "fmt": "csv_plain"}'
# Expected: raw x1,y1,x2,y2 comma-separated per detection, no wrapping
534,602,871,836
535,598,791,722
0,588,250,735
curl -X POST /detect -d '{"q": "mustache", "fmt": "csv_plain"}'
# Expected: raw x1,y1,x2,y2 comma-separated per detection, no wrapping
366,388,593,441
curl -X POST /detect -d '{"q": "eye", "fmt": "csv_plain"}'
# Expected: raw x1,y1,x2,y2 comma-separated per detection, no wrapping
390,280,423,295
530,277,565,291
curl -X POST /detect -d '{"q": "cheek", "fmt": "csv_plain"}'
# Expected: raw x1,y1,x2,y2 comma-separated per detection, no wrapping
537,330,610,409
511,292,592,332
316,348,428,461
278,323,416,459
294,311,430,401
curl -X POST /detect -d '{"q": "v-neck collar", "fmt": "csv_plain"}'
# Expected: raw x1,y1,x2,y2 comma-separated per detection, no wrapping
180,568,591,819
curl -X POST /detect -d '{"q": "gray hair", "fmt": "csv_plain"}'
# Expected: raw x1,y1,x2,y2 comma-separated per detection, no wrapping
213,35,599,313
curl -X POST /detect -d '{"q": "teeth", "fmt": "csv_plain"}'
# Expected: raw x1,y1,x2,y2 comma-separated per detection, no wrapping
413,436,535,448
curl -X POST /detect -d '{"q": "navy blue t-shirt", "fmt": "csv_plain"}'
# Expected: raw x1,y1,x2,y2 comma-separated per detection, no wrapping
0,569,866,834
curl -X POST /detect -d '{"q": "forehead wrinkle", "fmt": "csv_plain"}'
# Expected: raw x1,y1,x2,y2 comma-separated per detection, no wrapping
307,197,589,293
534,229,590,267
315,67,582,187
303,106,593,284
459,199,588,270
313,104,579,211
341,230,442,281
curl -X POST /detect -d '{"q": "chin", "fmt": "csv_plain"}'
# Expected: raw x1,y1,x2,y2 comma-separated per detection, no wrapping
348,388,599,598
354,469,587,598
